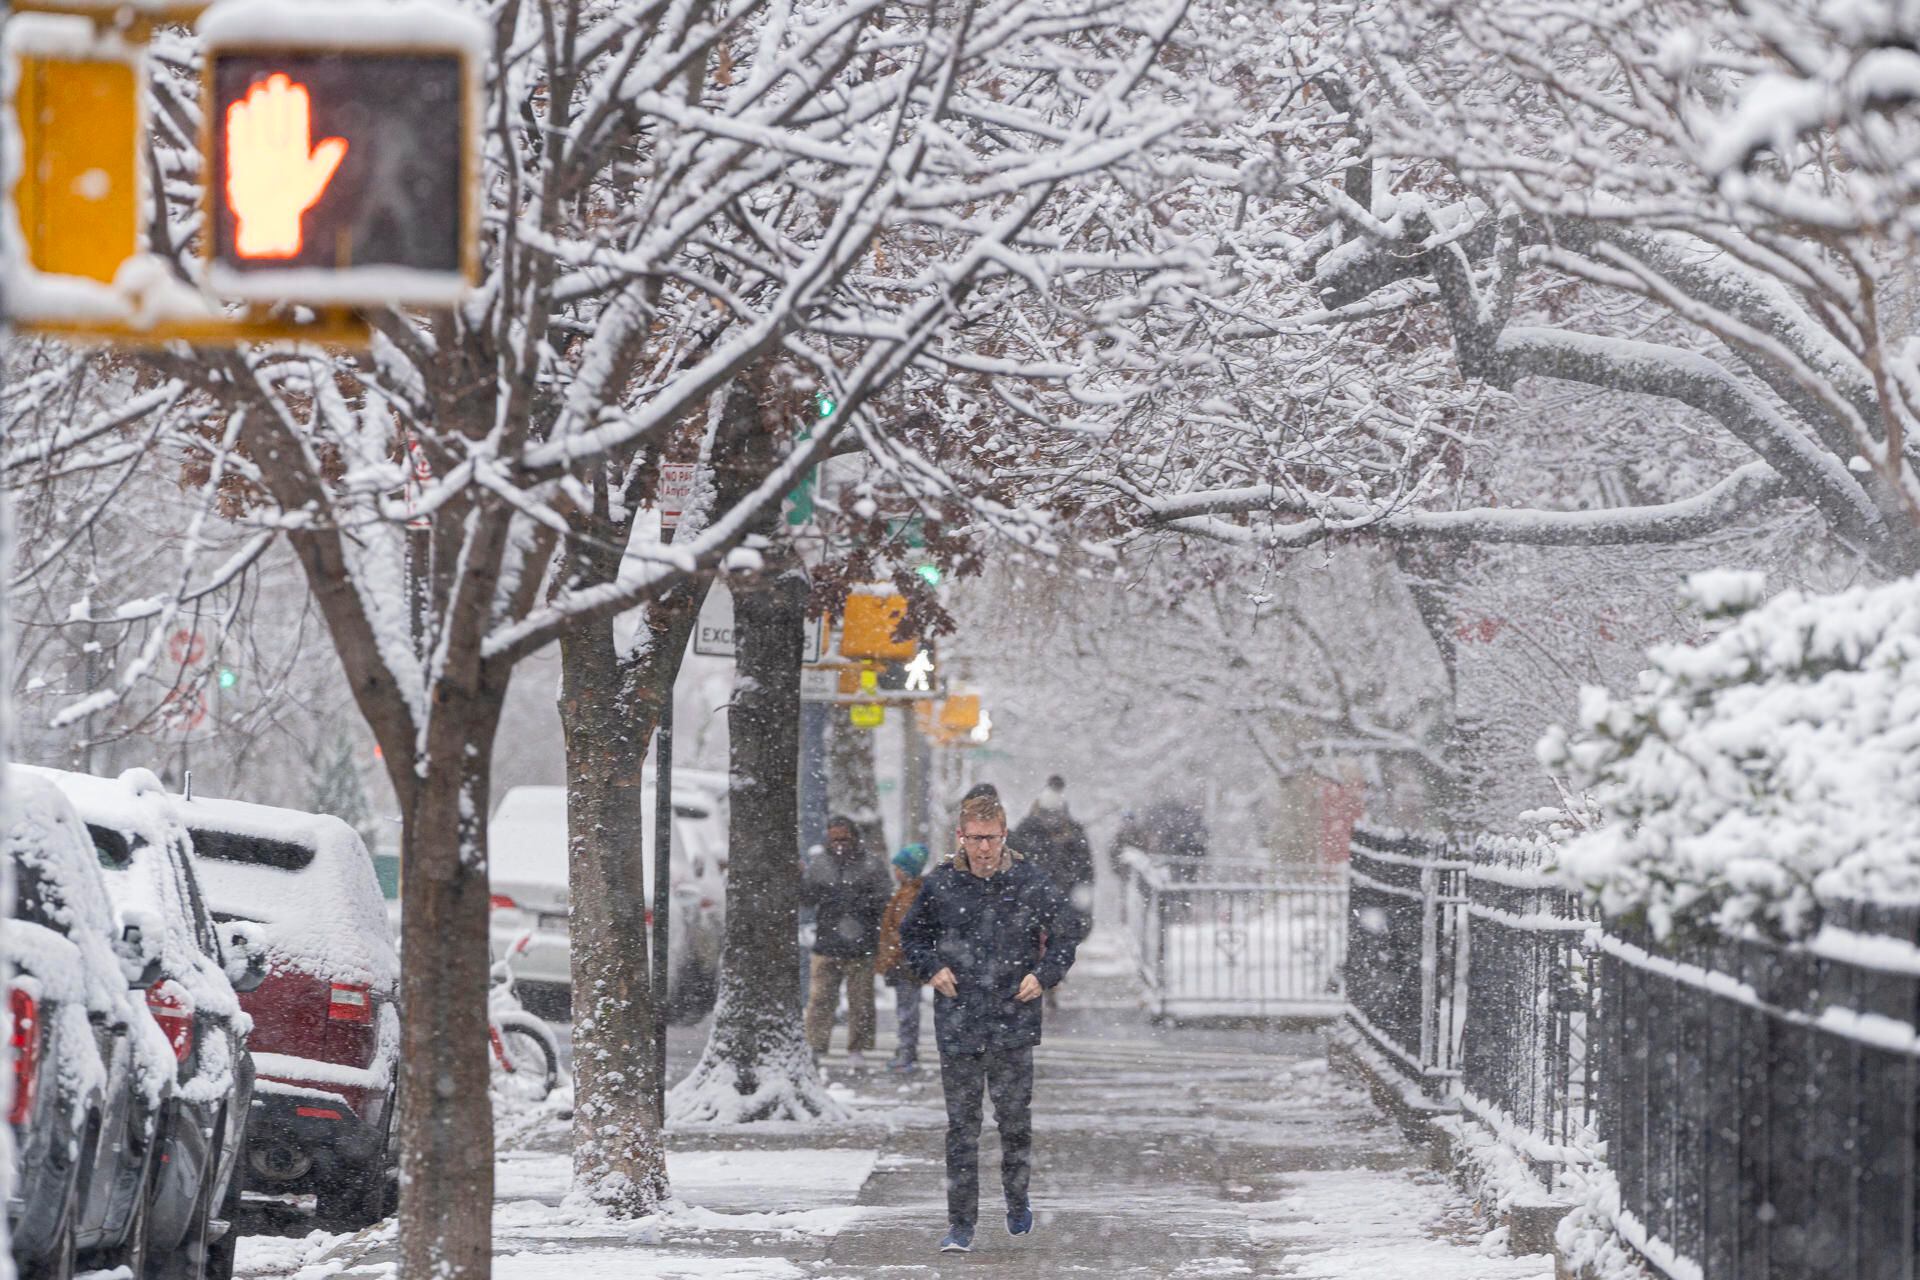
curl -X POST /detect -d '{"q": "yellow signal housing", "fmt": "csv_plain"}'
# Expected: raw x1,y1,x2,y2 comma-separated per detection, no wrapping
12,35,141,283
840,593,917,661
939,694,982,733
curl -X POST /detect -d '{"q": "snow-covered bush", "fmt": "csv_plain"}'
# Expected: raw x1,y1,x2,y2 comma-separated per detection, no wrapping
1540,571,1920,942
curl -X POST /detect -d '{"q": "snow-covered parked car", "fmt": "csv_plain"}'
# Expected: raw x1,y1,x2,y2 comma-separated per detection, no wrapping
487,773,727,1023
3,771,176,1280
25,765,261,1280
173,794,399,1229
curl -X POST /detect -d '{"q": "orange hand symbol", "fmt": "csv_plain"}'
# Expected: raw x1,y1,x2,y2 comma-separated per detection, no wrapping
224,74,348,259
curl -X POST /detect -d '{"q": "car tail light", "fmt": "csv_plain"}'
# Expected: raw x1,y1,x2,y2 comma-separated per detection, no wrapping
295,1106,343,1120
328,982,373,1024
490,894,518,911
146,982,194,1063
9,988,40,1127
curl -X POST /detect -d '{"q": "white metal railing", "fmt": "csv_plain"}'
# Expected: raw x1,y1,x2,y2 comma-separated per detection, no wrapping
1120,849,1347,1021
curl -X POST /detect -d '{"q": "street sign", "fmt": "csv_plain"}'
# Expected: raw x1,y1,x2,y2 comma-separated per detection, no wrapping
800,666,839,702
658,462,697,531
693,588,826,661
199,0,485,305
168,629,207,666
7,17,141,285
693,586,735,658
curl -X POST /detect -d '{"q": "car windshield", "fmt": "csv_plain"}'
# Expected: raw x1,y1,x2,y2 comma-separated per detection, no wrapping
189,827,315,871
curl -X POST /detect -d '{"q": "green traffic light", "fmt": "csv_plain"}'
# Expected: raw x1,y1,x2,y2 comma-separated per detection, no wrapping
815,390,836,418
217,668,238,690
916,563,942,586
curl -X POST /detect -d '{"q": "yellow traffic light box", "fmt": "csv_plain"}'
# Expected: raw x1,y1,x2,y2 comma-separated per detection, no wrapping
939,694,982,734
9,18,141,285
840,593,917,662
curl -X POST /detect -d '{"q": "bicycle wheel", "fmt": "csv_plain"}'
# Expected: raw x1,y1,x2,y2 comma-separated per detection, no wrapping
491,1018,559,1102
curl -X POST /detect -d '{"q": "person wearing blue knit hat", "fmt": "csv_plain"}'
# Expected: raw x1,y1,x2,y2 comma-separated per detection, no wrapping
876,842,931,1072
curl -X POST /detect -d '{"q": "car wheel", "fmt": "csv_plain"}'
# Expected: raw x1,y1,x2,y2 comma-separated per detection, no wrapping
23,1163,80,1280
147,1142,215,1280
202,1140,244,1280
94,1149,155,1278
314,1159,390,1232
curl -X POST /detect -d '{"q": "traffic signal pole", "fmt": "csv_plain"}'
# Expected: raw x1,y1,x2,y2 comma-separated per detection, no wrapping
652,694,672,1122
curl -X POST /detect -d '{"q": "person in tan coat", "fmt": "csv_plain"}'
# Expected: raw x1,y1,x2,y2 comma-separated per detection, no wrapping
876,842,930,1072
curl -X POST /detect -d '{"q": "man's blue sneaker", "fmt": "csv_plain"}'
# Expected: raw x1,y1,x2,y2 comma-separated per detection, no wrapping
939,1224,974,1253
1007,1205,1034,1236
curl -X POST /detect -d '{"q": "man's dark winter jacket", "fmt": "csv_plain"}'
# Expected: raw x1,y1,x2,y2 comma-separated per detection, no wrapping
801,850,892,958
899,854,1086,1055
1011,811,1095,902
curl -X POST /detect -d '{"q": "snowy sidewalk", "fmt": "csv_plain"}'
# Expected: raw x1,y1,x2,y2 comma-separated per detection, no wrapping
238,939,1553,1279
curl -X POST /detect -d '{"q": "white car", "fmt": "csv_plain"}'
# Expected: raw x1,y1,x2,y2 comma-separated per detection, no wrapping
487,772,727,1023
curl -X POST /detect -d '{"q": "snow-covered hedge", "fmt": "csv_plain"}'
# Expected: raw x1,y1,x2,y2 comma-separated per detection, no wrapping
1540,571,1920,942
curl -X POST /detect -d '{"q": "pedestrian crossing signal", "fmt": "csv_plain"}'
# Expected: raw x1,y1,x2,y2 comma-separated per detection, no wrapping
202,33,479,306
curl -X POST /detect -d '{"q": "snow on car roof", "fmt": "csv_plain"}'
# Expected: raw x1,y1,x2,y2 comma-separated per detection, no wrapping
489,782,716,891
170,792,399,990
19,764,244,1025
3,770,176,1107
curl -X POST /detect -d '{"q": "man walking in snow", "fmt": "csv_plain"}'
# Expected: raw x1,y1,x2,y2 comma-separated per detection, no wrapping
801,815,893,1067
900,792,1086,1253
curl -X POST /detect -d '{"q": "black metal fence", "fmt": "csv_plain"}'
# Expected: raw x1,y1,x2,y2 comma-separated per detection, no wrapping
1119,851,1346,1021
1458,852,1597,1186
1597,911,1920,1280
1348,823,1920,1280
1346,827,1468,1089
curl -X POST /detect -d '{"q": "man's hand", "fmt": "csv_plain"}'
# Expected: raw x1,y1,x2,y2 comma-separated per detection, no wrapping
931,967,958,997
1015,973,1043,1002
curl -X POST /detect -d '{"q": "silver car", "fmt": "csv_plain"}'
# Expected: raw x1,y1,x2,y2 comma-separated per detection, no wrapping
485,773,727,1024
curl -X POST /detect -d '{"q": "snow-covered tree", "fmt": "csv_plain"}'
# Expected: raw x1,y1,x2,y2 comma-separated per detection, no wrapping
6,0,1199,1266
1545,570,1920,944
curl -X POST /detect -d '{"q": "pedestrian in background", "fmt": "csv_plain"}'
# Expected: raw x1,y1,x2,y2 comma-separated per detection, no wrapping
901,793,1086,1253
1012,776,1095,1010
801,815,893,1068
1012,775,1095,922
875,841,930,1073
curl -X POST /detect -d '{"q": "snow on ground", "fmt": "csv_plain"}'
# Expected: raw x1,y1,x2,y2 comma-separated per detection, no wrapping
243,934,1552,1278
494,1253,803,1279
1252,1169,1552,1278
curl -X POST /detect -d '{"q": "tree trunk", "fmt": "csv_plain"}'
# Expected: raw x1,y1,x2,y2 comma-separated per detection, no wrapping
559,576,707,1213
1389,544,1476,826
396,691,505,1280
668,551,844,1123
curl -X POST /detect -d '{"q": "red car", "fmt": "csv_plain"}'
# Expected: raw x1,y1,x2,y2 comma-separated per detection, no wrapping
174,795,400,1229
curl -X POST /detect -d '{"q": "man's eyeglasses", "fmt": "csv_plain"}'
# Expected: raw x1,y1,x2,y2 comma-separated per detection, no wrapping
959,833,1005,846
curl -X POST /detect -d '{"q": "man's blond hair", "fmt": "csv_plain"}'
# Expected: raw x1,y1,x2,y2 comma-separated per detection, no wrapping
957,794,1006,829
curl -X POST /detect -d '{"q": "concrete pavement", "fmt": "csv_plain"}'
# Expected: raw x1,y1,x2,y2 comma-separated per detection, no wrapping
238,941,1552,1279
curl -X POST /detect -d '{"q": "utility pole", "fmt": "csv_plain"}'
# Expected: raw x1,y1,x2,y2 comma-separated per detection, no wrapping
903,712,930,850
651,690,673,1121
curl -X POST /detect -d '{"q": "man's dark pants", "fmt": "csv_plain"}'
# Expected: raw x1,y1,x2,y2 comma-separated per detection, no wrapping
940,1046,1034,1227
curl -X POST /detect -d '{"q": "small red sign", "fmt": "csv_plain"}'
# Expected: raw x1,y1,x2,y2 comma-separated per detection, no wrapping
168,630,206,666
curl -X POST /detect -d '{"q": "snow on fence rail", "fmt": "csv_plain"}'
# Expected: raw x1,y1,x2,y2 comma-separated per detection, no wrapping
1118,849,1346,1021
1346,823,1920,1280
